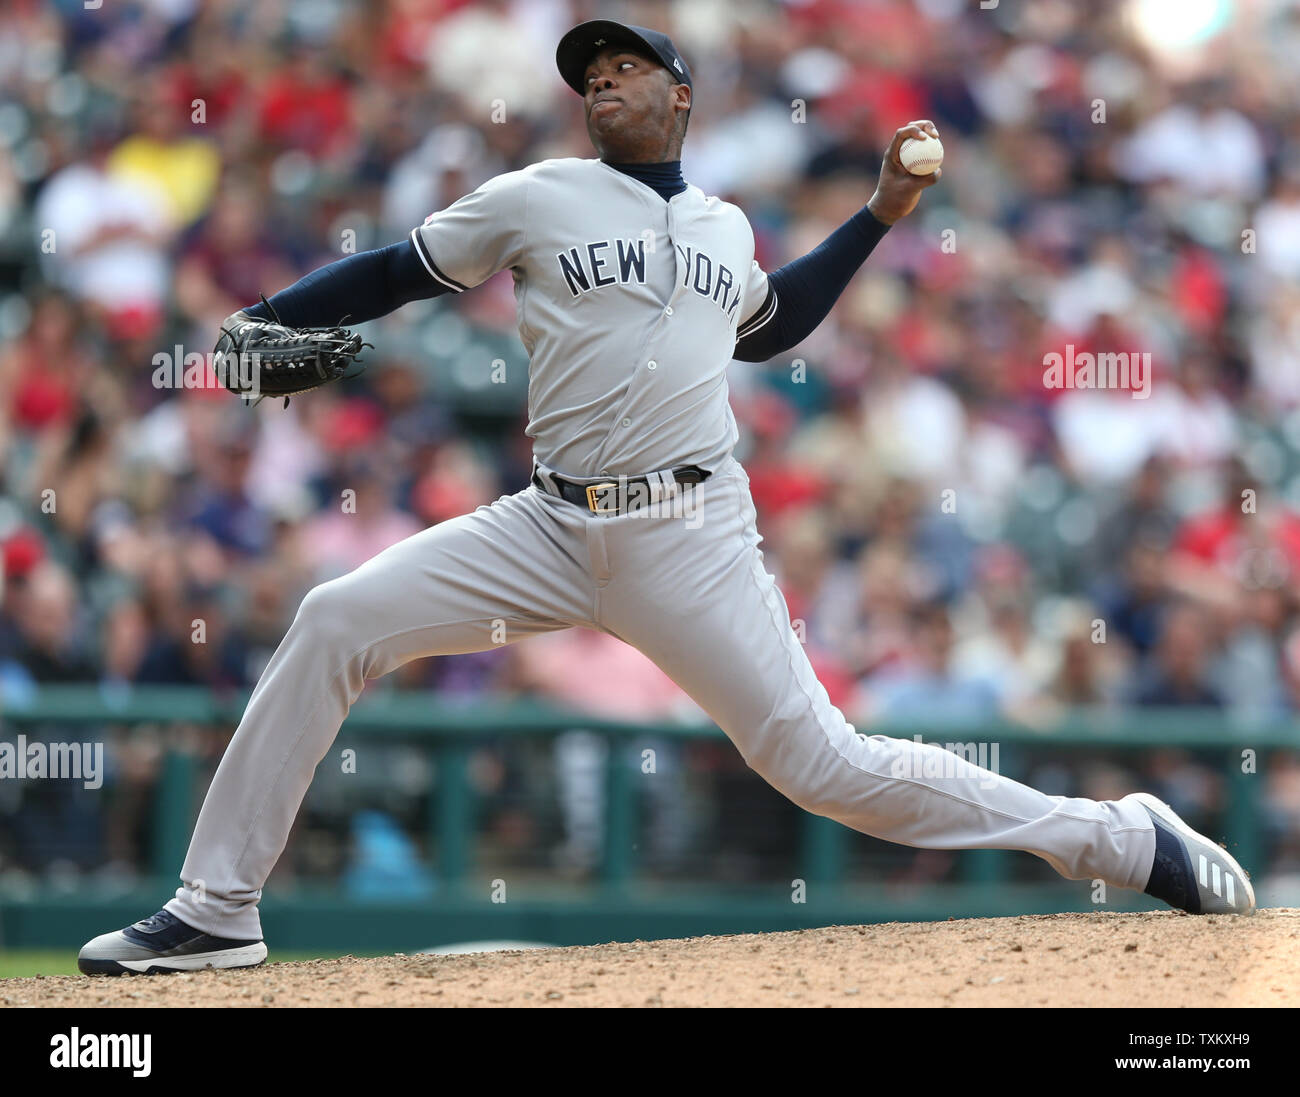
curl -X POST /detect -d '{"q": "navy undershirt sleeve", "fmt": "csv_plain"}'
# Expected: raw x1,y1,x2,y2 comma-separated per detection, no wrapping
243,238,447,327
733,207,891,362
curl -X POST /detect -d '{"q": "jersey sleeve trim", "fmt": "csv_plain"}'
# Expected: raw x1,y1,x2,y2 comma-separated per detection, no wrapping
736,284,778,338
409,227,469,293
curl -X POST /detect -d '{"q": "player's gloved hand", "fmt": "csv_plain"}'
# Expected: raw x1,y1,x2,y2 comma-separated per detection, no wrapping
867,120,943,225
213,298,370,407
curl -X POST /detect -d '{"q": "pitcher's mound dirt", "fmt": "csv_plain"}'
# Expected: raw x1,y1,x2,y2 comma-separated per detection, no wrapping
6,909,1298,1007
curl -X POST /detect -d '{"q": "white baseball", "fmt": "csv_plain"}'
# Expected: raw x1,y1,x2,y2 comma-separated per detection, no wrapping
899,133,943,176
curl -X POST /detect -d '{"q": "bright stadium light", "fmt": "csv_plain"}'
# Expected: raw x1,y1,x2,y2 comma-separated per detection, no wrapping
1127,0,1234,54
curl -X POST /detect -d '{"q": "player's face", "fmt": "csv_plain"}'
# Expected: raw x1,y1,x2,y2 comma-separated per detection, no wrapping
582,48,690,162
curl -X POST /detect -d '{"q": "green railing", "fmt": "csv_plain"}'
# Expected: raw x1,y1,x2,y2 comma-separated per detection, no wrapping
1,686,1294,890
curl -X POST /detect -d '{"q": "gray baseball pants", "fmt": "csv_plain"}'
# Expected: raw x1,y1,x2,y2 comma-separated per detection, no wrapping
166,458,1155,938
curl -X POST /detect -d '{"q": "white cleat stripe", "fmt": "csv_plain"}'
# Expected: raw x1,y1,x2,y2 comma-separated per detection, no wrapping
1199,853,1208,888
1211,862,1222,897
1225,873,1235,906
114,943,267,973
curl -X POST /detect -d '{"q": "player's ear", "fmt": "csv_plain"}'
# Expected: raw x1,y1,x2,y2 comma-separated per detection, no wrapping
674,82,691,116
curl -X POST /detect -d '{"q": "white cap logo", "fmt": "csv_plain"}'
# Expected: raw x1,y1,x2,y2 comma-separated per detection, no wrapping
673,59,683,72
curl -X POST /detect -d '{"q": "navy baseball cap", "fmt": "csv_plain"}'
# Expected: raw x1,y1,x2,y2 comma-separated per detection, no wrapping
556,20,692,95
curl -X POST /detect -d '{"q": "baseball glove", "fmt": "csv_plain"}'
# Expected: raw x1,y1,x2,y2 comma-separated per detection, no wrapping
213,297,370,407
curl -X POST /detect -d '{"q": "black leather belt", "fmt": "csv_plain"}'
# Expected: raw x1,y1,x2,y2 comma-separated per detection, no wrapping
532,465,711,515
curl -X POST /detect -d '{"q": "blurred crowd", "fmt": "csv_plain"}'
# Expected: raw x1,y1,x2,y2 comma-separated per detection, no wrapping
1,0,1299,892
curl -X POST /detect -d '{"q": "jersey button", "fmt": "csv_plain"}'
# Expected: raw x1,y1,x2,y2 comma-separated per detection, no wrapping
622,418,632,427
664,306,673,316
647,360,657,370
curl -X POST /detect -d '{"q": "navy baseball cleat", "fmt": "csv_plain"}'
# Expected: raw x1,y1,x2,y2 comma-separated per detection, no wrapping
1131,793,1256,915
78,910,268,975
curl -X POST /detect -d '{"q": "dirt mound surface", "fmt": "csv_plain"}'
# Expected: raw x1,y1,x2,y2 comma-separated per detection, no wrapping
6,909,1297,1007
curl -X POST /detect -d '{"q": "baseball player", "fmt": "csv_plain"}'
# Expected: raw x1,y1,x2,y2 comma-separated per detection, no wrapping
80,20,1253,975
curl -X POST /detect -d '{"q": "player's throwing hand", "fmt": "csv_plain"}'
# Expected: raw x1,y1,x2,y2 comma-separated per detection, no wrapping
867,120,943,225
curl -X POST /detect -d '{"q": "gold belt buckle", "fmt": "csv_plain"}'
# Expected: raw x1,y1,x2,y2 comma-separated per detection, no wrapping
585,481,620,514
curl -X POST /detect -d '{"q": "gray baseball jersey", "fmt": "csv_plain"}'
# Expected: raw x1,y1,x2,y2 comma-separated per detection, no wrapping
410,157,771,477
164,159,1161,940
